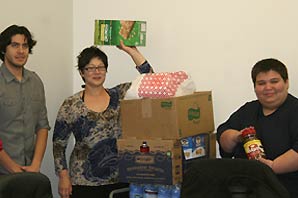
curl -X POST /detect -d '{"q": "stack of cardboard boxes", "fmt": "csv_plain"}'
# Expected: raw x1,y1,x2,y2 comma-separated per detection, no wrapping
117,91,215,185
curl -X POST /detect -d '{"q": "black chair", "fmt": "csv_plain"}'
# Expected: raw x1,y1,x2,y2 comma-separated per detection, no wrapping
0,172,53,198
181,158,290,198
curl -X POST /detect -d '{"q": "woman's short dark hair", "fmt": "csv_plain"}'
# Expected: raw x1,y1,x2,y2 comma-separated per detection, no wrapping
0,25,37,61
251,58,288,86
77,46,108,72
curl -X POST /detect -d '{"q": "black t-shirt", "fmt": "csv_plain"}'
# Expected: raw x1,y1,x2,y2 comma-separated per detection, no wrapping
216,94,298,197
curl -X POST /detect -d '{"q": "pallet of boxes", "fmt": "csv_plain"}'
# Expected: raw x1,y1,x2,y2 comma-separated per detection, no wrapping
118,90,216,197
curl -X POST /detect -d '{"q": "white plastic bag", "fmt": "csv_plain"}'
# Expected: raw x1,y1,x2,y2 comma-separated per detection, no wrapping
125,71,196,99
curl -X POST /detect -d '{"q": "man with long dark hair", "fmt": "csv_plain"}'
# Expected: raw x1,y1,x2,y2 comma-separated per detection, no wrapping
0,25,50,174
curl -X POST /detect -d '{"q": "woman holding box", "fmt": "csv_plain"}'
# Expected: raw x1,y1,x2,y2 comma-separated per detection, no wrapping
52,41,153,198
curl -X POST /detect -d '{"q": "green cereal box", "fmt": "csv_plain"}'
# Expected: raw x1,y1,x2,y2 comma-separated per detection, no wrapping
94,20,146,46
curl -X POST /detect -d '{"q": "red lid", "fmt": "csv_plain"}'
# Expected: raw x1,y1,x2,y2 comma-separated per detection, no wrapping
241,126,256,137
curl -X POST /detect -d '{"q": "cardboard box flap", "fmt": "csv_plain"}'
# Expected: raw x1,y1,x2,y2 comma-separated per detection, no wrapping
120,92,214,139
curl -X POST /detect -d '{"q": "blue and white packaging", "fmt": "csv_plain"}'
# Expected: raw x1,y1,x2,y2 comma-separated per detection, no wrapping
157,185,171,198
130,183,143,198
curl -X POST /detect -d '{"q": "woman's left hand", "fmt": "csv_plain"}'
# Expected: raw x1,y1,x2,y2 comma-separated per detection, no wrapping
117,40,138,55
116,40,146,66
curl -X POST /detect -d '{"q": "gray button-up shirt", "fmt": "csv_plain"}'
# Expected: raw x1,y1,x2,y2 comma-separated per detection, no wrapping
0,64,50,174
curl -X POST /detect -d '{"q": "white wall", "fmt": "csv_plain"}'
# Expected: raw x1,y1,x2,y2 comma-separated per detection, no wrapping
2,1,298,197
0,1,73,197
73,0,298,130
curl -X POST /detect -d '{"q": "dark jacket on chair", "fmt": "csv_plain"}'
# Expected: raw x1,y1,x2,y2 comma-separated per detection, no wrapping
181,158,290,198
0,172,53,198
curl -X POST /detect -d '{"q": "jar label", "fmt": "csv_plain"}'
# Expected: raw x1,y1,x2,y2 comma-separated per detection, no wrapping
243,139,265,160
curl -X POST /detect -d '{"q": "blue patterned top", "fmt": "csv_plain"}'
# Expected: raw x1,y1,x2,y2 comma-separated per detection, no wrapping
53,61,152,186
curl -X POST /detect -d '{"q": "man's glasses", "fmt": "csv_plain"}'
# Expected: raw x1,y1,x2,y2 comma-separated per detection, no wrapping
84,65,106,72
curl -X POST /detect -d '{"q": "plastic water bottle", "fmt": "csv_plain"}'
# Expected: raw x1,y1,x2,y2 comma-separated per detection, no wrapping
157,185,171,198
143,184,158,198
171,184,181,198
130,183,143,198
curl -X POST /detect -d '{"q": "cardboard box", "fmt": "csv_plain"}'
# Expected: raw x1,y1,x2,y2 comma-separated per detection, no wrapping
117,138,182,185
182,132,217,173
209,132,217,159
94,20,146,46
120,91,214,139
181,133,209,160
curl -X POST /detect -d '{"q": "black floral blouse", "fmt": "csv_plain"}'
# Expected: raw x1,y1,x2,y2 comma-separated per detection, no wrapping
53,61,152,186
